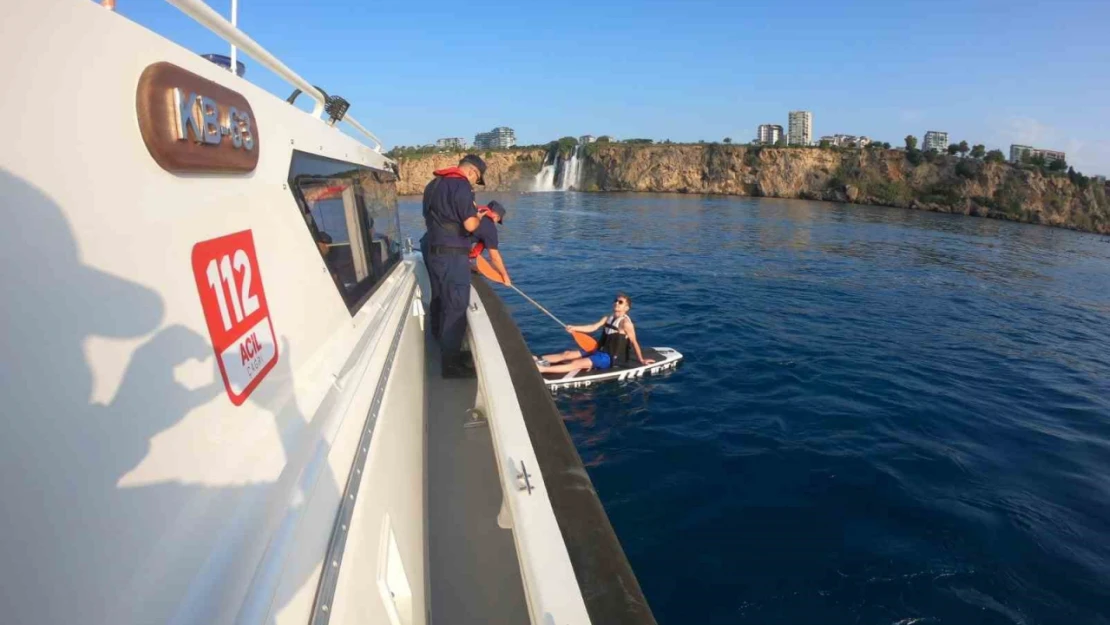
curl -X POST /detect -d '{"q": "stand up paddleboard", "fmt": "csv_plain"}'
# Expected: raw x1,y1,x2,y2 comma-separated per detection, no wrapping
542,347,683,390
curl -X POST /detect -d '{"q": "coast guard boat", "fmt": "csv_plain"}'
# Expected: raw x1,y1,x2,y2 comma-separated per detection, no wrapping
0,1,654,624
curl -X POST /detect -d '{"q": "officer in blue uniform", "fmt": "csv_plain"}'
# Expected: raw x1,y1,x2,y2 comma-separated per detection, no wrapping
421,154,488,378
469,200,510,284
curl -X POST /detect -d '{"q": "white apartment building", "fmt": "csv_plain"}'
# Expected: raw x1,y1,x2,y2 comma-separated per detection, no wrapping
788,111,813,146
1010,144,1066,165
434,137,467,150
923,131,949,153
758,124,784,145
820,134,872,148
473,127,516,149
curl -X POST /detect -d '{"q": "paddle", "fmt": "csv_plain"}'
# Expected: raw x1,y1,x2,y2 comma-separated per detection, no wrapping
475,255,599,352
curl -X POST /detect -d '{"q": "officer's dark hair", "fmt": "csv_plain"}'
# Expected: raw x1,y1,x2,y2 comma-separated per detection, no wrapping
616,292,631,308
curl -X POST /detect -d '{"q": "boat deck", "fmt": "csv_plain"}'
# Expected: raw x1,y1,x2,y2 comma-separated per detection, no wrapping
426,336,529,624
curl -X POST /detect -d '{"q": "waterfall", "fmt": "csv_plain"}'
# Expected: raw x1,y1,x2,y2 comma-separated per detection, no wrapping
532,152,557,192
559,145,582,191
532,144,584,192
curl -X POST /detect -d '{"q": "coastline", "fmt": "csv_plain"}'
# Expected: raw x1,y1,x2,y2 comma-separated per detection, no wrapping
394,145,1110,235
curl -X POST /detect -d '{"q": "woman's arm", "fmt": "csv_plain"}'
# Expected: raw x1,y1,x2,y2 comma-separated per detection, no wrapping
623,320,655,364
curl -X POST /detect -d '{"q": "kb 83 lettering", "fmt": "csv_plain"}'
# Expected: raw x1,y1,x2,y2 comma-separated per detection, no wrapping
136,62,260,173
174,88,254,150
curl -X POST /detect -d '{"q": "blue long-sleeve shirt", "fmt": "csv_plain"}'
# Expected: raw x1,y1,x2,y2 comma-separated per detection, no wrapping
422,176,476,248
470,218,499,251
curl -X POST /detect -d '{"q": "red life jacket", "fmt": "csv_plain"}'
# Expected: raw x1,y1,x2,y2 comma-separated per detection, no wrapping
468,205,495,259
433,166,470,180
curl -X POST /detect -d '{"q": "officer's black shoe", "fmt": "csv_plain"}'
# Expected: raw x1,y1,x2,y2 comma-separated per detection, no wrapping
442,361,476,379
441,352,476,379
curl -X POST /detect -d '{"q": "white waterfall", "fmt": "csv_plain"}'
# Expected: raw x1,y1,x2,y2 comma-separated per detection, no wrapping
532,152,557,192
532,144,584,192
559,145,582,191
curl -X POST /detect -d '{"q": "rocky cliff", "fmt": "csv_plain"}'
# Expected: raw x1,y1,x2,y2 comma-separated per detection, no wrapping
395,145,1110,234
394,149,546,195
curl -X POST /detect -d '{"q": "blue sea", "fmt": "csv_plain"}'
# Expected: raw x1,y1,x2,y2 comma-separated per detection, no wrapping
401,193,1110,625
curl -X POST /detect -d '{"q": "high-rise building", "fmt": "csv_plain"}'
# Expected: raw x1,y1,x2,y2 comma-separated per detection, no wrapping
435,137,467,150
473,127,516,149
787,111,813,146
1010,144,1066,165
757,124,784,145
923,131,949,153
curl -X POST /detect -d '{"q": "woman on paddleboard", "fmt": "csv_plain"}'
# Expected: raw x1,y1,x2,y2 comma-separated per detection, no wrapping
536,293,655,373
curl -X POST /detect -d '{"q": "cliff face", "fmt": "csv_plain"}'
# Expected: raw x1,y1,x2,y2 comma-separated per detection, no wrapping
396,145,1110,234
394,149,546,195
584,145,1110,234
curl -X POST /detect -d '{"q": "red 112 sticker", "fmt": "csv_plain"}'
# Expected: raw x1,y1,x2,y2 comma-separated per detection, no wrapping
191,230,278,405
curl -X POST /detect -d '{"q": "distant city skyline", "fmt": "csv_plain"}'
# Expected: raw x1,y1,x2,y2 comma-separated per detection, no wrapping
119,0,1110,174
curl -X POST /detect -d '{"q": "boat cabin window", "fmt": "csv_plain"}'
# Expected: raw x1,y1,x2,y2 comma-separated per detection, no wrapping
289,151,402,312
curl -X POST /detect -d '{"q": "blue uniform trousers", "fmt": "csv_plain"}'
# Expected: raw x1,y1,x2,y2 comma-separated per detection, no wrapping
424,244,471,364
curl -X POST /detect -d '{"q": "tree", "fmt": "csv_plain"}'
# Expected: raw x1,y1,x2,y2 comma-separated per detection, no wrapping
775,138,787,147
1030,153,1047,167
596,136,611,143
819,139,831,148
947,144,960,156
958,141,970,158
1067,166,1091,188
971,144,986,159
723,137,732,144
555,136,578,157
1049,158,1067,172
905,135,918,151
956,158,980,179
984,149,1005,163
882,142,892,150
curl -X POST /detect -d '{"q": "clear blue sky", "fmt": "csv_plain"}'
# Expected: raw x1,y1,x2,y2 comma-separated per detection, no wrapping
119,0,1110,173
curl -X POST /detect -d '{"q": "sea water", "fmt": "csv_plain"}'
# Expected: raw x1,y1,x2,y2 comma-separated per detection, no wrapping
401,192,1110,625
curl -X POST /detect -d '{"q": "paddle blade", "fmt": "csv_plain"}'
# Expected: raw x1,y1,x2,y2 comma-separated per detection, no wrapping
573,332,599,352
474,255,504,284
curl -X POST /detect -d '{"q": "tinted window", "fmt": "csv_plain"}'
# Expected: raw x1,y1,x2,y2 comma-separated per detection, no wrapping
288,151,402,311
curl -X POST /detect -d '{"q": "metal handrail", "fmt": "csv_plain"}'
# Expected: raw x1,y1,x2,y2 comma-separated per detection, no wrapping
163,0,384,152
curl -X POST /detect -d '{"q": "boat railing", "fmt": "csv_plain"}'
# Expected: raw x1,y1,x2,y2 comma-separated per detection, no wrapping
148,0,385,152
468,278,658,625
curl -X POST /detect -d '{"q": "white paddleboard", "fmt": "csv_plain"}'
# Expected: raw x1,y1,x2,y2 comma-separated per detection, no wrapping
541,347,683,390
